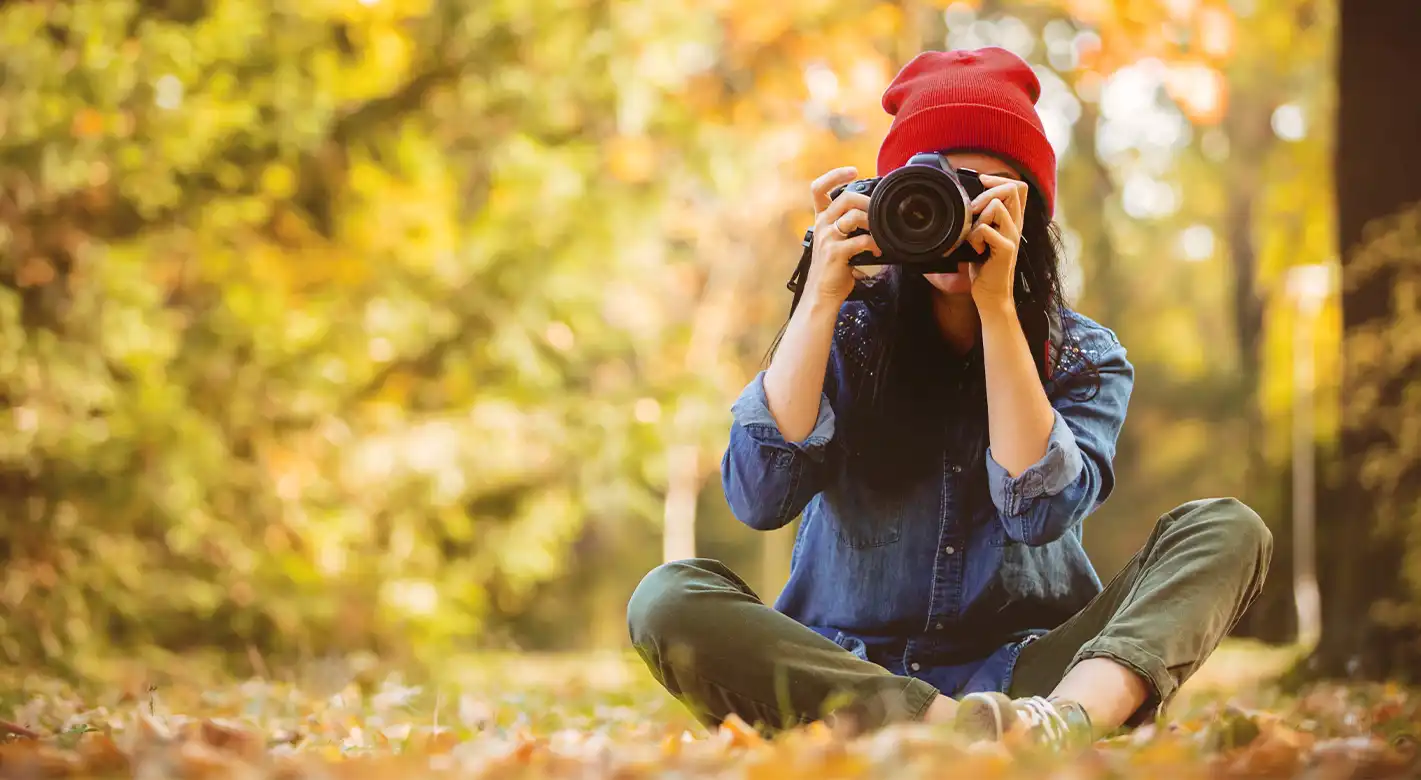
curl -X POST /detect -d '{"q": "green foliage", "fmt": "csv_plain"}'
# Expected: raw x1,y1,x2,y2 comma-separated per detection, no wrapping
1341,203,1421,628
0,0,1359,668
0,0,727,667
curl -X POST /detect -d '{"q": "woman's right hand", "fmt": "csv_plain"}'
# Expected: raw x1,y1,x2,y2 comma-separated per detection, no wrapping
806,166,882,306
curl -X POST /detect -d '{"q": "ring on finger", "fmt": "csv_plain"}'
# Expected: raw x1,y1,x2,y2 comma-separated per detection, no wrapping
834,216,851,236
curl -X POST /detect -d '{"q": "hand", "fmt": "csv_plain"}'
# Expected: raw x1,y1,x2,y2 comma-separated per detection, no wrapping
807,167,882,305
966,175,1030,315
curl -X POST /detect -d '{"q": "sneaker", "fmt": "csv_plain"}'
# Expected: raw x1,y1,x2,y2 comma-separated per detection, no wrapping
954,692,1094,750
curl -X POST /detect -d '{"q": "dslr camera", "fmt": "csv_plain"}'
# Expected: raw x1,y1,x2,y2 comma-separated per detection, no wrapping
828,151,990,272
786,152,992,300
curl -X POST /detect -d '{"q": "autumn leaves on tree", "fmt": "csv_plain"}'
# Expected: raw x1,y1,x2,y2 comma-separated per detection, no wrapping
0,0,1417,682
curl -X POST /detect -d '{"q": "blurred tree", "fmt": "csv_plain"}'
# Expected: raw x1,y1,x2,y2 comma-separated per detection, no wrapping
492,0,1353,648
0,0,1379,669
0,0,728,668
527,0,906,638
1311,0,1421,679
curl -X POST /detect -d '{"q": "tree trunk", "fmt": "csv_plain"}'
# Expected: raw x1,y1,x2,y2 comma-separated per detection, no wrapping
1223,93,1298,643
900,0,947,62
662,441,701,563
1289,291,1323,648
1220,81,1273,499
1064,99,1125,324
660,183,758,563
1310,0,1421,679
1224,177,1264,489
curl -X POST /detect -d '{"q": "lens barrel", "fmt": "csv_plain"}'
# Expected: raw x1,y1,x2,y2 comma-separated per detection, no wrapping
866,163,971,263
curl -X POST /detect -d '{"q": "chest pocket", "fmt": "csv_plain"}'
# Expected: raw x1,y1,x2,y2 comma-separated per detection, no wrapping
822,481,903,549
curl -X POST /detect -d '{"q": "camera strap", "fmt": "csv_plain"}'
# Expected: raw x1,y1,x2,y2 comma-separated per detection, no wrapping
1020,303,1064,383
784,228,816,317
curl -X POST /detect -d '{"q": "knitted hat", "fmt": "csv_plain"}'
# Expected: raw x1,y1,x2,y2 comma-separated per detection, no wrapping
877,47,1058,216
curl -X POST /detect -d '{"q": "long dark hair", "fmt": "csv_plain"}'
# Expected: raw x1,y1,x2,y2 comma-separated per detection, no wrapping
767,184,1099,492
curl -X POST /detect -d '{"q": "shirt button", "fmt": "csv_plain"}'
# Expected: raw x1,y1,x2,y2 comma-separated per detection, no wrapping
935,622,944,630
944,545,956,555
910,662,921,672
951,464,962,473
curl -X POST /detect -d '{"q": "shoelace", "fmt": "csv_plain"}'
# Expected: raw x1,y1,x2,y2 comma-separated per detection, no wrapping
1017,696,1069,746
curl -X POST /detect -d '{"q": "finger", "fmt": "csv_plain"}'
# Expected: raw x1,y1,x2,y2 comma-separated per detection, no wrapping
811,167,860,213
833,208,869,236
973,179,1028,228
979,199,1019,241
968,228,986,255
831,233,881,261
819,191,872,225
977,174,1026,199
971,183,1022,216
971,223,1016,255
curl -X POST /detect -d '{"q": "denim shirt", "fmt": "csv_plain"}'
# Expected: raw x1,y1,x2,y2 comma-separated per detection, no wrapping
720,302,1134,698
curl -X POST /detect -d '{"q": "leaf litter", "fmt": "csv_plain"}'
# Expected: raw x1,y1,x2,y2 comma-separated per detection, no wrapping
0,657,1417,779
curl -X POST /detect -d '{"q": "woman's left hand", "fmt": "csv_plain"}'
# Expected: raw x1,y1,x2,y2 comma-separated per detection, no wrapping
966,175,1030,316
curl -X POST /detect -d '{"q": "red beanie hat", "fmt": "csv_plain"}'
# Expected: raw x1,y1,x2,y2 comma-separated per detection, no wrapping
877,48,1058,216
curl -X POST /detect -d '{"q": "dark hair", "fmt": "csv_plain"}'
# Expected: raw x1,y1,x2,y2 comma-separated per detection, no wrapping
766,183,1099,492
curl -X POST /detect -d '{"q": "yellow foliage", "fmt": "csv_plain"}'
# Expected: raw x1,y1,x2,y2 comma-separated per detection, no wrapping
605,134,659,184
261,164,298,199
0,0,1361,669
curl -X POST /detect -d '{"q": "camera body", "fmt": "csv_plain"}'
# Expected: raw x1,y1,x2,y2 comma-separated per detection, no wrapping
784,152,1058,383
827,151,990,274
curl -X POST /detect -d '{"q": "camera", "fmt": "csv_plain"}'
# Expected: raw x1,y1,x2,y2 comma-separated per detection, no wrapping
824,151,989,273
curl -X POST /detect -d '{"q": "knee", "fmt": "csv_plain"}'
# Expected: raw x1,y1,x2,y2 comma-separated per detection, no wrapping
1185,497,1273,566
627,559,716,649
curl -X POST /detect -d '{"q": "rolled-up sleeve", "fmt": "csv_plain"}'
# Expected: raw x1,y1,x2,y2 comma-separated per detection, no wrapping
720,371,836,531
986,341,1134,546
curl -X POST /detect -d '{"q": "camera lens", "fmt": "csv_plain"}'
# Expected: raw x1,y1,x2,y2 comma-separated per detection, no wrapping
896,188,940,235
865,160,971,263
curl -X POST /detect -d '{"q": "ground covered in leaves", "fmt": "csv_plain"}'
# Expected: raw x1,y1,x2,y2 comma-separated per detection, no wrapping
1,643,1417,779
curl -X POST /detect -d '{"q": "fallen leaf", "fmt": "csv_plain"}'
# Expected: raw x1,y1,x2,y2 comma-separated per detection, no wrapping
267,728,304,747
379,723,412,743
1205,705,1265,752
0,740,83,777
1310,736,1416,777
136,710,175,744
414,729,460,755
77,731,129,775
1223,716,1315,777
270,754,313,780
802,720,833,742
179,739,238,780
660,732,681,757
341,725,365,751
718,714,765,750
371,680,422,711
457,694,493,730
511,733,542,763
199,718,263,760
0,719,41,740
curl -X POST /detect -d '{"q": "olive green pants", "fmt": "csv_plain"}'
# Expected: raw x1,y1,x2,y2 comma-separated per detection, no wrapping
628,497,1271,732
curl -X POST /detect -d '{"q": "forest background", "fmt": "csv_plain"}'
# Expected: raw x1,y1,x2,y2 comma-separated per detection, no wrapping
3,0,1418,689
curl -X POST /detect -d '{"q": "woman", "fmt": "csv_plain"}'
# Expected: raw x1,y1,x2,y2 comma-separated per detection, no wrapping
627,47,1271,747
